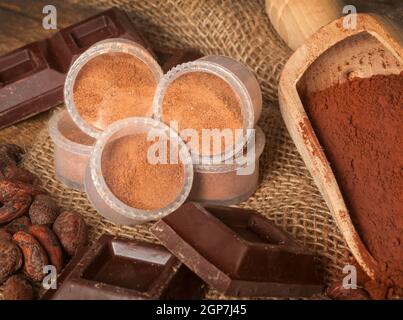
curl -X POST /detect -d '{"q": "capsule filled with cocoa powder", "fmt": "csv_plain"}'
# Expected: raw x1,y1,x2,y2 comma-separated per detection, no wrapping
152,56,262,163
64,38,163,138
84,117,193,225
49,109,95,191
189,126,266,205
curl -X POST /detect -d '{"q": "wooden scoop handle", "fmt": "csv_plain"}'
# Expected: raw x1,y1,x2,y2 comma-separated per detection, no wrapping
266,0,344,50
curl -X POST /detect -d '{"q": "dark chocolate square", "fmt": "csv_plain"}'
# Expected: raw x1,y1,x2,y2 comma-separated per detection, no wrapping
0,8,151,129
151,203,323,297
43,235,204,300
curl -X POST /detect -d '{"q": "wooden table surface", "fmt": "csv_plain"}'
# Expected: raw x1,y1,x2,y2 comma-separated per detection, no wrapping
1,0,401,56
0,0,401,69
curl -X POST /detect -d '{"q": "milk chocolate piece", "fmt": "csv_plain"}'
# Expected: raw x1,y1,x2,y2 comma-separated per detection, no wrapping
43,235,205,300
0,8,150,129
151,203,323,297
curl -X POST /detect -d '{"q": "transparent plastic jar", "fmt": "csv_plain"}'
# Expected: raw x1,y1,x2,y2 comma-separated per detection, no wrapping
49,109,95,191
64,38,163,138
152,55,262,163
84,117,194,226
189,126,265,205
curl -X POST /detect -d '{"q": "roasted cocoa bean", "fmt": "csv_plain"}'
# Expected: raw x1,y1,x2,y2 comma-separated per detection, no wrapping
0,193,32,224
13,231,48,282
3,274,33,300
0,229,12,241
53,211,87,256
0,180,47,224
29,225,64,272
29,194,60,225
5,215,31,234
0,239,23,284
0,143,24,168
1,165,36,184
326,283,370,300
0,179,47,198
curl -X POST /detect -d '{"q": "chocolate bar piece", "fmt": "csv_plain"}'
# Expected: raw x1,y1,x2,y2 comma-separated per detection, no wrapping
43,235,205,300
0,6,203,130
0,8,150,130
151,203,324,297
154,47,202,73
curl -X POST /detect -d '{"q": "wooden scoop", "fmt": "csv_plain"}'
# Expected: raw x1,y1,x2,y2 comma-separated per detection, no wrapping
278,14,402,279
266,0,344,50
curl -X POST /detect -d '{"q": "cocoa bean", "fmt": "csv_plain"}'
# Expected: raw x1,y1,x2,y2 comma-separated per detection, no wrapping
0,239,23,284
0,229,12,241
29,194,60,225
13,231,48,282
53,211,87,256
0,179,47,224
3,274,33,300
0,143,24,169
5,215,31,234
29,225,64,272
0,179,47,200
326,283,371,300
1,165,36,184
0,193,32,224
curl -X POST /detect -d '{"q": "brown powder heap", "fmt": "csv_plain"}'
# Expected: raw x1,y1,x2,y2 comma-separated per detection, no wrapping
301,72,403,299
101,133,184,210
58,113,95,146
73,52,156,130
162,72,243,155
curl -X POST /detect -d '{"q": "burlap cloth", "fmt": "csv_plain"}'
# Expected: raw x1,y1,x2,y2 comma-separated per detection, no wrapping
0,0,353,299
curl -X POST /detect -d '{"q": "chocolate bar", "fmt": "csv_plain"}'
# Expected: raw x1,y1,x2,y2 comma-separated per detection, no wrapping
154,47,203,73
0,6,202,130
0,8,150,130
151,203,324,297
43,235,205,300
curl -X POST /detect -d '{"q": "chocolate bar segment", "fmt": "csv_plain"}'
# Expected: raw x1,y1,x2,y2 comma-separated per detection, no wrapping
154,47,202,73
48,8,152,73
151,203,323,297
43,235,205,300
0,6,203,130
0,41,65,128
0,8,151,130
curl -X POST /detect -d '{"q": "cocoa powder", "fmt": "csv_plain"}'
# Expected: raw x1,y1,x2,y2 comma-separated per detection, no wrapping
73,52,156,130
301,73,403,299
101,133,184,210
162,72,243,155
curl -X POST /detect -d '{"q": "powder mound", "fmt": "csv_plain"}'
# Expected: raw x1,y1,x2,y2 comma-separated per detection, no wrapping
162,72,244,155
301,72,403,299
73,52,156,130
102,133,184,210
